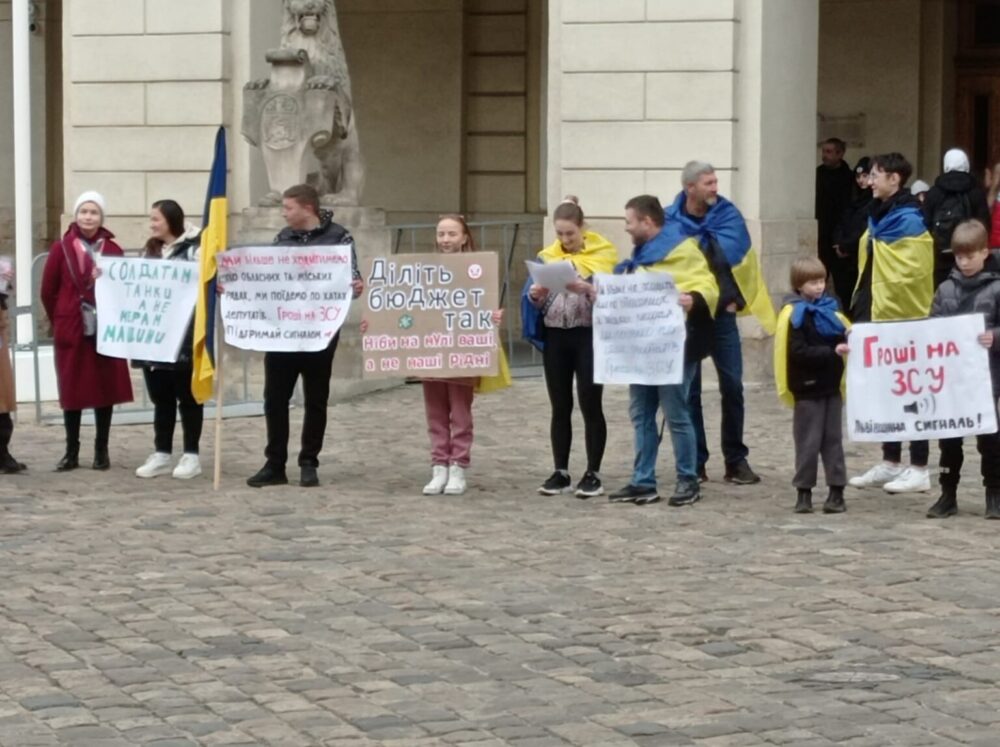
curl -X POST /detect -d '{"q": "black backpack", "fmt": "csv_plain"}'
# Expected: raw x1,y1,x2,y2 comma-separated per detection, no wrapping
931,190,972,251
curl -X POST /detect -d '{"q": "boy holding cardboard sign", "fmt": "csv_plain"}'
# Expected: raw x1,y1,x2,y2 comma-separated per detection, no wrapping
926,220,1000,519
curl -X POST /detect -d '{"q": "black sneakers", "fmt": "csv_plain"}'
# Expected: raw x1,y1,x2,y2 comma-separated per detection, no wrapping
926,486,957,518
724,460,761,485
608,484,657,504
247,464,289,488
538,471,573,496
667,479,701,506
574,471,603,499
794,488,813,514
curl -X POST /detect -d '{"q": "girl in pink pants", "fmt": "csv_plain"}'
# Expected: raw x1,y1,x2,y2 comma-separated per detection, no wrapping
420,215,506,496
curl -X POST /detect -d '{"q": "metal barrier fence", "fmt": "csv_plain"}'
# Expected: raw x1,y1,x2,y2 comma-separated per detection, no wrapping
388,219,545,371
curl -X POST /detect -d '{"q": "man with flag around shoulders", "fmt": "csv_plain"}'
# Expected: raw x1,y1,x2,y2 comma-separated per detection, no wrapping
848,152,935,495
674,161,777,487
245,184,364,489
608,195,720,508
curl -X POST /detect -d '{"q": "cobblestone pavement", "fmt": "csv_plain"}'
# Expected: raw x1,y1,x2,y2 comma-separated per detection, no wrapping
2,377,1000,746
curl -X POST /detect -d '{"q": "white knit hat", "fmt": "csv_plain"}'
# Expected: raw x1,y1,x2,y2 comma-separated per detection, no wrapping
943,148,970,174
73,191,107,221
910,179,930,196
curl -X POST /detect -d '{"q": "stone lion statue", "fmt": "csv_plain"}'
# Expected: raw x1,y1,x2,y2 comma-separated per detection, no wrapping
244,0,364,207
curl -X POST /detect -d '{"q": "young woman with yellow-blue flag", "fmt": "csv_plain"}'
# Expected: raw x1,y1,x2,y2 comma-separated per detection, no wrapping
670,161,776,487
848,152,935,495
607,195,719,509
522,197,619,499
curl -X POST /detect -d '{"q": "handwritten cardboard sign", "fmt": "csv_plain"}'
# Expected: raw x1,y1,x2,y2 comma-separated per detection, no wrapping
846,315,998,441
218,245,353,352
95,257,200,363
362,252,499,379
592,272,686,386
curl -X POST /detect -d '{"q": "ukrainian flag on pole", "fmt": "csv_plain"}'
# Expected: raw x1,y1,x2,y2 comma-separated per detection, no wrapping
191,127,228,404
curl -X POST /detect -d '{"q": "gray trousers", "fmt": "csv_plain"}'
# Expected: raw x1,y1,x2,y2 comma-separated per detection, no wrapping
793,395,847,489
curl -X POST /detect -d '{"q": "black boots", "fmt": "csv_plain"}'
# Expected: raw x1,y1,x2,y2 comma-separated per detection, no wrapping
0,449,25,473
92,446,110,471
823,486,846,514
986,490,1000,520
56,443,80,472
927,485,958,518
794,488,812,513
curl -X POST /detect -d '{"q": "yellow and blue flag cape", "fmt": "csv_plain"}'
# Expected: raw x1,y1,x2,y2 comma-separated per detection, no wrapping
773,299,851,408
614,228,720,314
854,204,933,321
664,193,776,334
521,231,620,350
191,127,228,405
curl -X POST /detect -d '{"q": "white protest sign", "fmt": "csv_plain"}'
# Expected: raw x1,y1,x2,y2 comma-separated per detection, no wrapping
847,315,998,441
218,244,353,352
95,257,199,363
592,272,686,385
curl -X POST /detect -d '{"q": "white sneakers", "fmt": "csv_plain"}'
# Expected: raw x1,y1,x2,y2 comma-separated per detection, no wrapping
850,462,931,493
172,453,202,480
423,465,449,495
883,466,931,494
136,452,172,479
136,452,202,480
444,464,467,495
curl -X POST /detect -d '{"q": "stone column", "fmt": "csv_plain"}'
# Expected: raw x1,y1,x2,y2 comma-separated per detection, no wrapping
734,0,819,369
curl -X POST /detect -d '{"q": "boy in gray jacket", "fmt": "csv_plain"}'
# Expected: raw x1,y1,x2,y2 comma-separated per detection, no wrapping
927,220,1000,519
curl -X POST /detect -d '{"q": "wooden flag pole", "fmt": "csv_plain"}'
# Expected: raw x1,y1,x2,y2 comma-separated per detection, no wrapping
212,305,225,491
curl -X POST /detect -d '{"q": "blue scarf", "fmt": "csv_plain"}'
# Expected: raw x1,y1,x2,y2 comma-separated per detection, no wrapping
664,192,752,266
790,295,845,339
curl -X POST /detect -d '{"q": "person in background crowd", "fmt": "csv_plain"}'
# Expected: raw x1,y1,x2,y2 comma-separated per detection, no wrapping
133,200,205,480
246,184,363,489
984,162,1000,249
910,179,930,204
925,220,1000,519
774,256,849,514
816,137,855,278
922,148,991,286
674,161,777,485
830,157,873,311
523,196,619,498
849,153,934,494
41,192,134,472
0,262,24,473
609,195,719,507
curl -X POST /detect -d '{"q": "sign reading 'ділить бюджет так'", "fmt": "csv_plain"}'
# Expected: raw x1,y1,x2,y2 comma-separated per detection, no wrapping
847,315,998,442
95,257,200,363
218,244,353,353
362,252,500,379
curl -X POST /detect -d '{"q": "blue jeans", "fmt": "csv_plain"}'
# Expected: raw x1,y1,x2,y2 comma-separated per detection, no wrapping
689,310,749,470
629,360,699,488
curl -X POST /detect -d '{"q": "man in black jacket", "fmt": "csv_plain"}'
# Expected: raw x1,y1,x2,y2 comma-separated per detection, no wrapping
247,184,364,488
816,138,855,276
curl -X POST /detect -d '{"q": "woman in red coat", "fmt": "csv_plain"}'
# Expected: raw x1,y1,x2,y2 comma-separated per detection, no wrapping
41,192,133,471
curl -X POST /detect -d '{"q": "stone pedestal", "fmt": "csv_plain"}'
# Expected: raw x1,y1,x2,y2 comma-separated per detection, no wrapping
232,206,395,403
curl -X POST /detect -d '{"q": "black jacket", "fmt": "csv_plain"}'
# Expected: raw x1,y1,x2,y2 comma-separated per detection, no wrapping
832,188,873,257
930,263,1000,396
784,293,846,400
686,293,714,362
923,172,992,286
816,161,855,262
